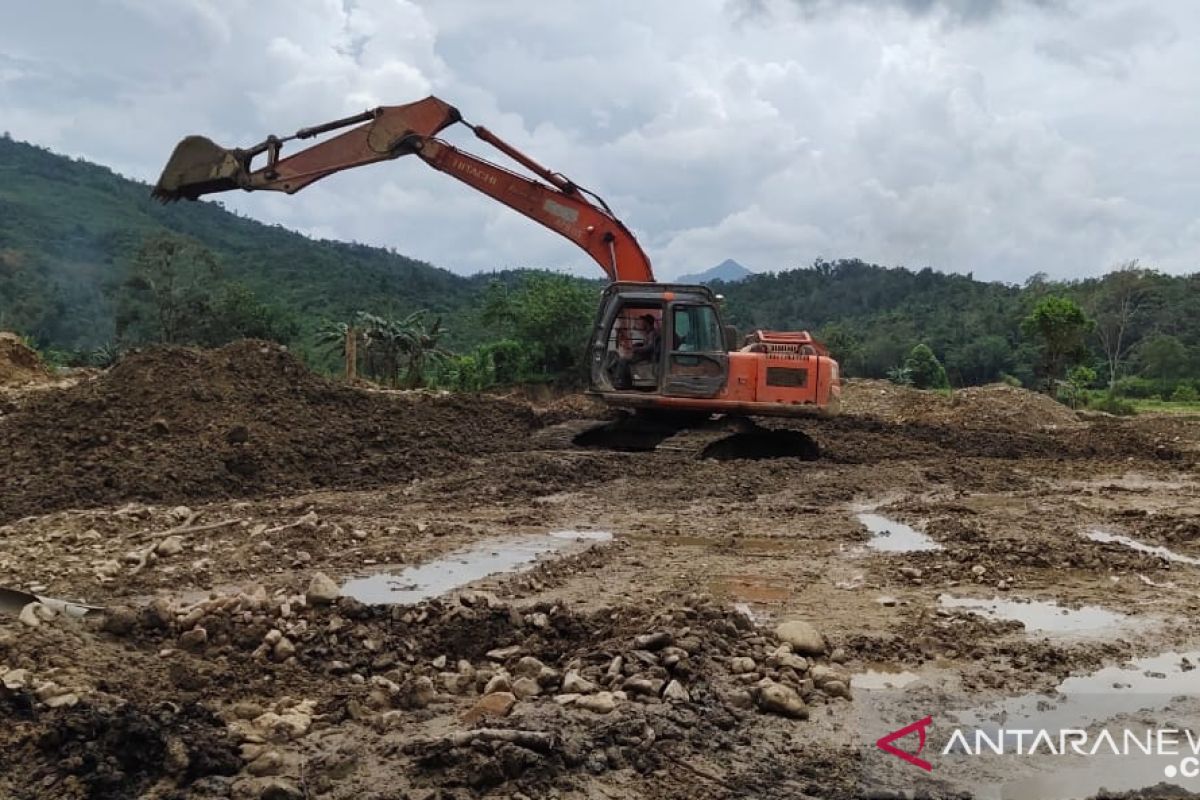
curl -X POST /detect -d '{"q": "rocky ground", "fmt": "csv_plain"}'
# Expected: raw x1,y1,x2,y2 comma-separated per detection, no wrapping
1,343,1199,799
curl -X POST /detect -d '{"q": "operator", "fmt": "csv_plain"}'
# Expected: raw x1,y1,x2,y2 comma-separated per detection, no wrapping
617,314,660,389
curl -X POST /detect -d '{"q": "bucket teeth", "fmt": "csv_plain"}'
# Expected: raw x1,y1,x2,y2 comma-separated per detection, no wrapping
152,135,247,202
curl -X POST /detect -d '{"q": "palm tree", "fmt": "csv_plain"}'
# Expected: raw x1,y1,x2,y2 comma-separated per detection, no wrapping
395,311,452,388
319,311,452,387
315,319,362,379
354,312,402,385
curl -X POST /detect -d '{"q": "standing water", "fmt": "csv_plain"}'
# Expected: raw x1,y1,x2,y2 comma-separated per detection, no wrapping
340,530,612,605
856,513,942,553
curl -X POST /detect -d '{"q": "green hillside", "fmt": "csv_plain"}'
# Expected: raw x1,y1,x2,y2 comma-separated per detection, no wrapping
0,134,478,354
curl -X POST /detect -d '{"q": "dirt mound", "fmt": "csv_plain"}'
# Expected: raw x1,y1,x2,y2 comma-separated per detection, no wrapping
0,332,50,387
841,379,1083,430
0,341,539,522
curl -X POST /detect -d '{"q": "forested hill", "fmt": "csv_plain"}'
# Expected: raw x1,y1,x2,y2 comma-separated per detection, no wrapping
0,135,473,351
717,259,1200,388
2,134,1199,394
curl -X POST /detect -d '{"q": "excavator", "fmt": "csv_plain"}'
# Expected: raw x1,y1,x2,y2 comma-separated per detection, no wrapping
153,96,840,459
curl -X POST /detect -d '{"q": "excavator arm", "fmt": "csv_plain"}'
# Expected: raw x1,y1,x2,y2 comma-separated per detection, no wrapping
153,96,654,283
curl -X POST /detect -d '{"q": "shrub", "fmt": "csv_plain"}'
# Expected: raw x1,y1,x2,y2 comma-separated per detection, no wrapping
1170,384,1199,403
1112,376,1161,398
1089,394,1136,416
886,365,913,386
903,344,950,390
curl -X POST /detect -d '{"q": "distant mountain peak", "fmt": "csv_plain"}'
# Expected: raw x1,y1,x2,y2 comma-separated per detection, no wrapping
677,259,754,284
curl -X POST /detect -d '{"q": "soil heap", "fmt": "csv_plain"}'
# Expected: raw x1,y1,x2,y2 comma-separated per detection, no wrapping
841,379,1083,430
0,341,539,522
0,332,50,387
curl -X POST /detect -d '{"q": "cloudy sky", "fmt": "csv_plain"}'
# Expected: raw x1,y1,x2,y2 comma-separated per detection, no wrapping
2,0,1198,282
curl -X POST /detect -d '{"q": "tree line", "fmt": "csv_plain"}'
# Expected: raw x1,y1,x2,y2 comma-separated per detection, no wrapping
53,234,1197,414
719,259,1200,407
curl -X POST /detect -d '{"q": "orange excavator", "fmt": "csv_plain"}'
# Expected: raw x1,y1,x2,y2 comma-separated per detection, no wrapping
154,96,840,458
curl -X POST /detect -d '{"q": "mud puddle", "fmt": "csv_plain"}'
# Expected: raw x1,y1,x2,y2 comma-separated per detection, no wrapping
961,649,1200,730
1085,528,1200,566
340,530,612,605
854,665,921,691
939,594,1129,636
708,574,793,606
953,650,1200,799
856,513,941,552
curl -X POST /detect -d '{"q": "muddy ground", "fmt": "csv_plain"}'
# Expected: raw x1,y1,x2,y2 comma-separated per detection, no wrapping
1,343,1199,799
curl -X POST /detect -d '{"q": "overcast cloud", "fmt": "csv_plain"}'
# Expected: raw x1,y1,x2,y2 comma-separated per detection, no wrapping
2,0,1197,281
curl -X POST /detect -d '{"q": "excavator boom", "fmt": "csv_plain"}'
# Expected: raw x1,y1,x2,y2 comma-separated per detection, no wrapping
154,94,841,457
153,96,653,283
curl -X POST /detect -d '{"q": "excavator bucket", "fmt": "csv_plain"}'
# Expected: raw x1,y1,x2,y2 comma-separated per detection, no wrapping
153,135,250,202
152,99,465,204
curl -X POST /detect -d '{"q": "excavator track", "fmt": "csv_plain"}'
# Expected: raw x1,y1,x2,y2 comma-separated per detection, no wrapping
655,422,820,461
528,419,614,451
531,414,820,461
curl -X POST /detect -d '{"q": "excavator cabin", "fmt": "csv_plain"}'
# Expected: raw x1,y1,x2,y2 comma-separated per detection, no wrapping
590,283,840,419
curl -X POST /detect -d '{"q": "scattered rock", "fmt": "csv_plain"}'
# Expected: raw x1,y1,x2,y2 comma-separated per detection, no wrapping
39,684,80,708
156,535,185,556
511,677,540,700
513,656,548,678
486,645,523,660
561,669,597,694
2,668,30,690
101,605,138,635
93,559,122,578
484,673,512,694
18,602,50,628
663,680,690,703
574,692,617,714
438,671,471,695
810,664,851,689
142,597,175,630
723,689,754,710
822,679,852,699
232,701,265,720
272,637,296,662
245,776,304,800
757,682,809,719
246,749,287,777
773,620,826,656
633,631,673,650
778,654,809,672
179,627,208,651
306,572,340,605
460,691,517,723
729,656,757,674
411,676,437,708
